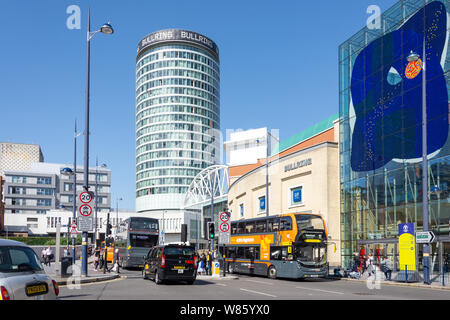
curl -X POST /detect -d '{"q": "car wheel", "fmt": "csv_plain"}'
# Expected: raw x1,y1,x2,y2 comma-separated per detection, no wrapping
268,265,277,279
155,270,163,284
142,267,148,280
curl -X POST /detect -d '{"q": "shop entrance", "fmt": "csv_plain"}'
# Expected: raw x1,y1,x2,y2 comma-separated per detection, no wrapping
357,239,399,271
358,237,450,284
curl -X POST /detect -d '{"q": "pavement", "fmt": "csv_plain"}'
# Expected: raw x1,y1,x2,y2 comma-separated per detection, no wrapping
43,256,121,286
331,269,450,291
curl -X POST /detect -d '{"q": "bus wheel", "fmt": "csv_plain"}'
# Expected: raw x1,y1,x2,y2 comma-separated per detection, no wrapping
268,266,277,279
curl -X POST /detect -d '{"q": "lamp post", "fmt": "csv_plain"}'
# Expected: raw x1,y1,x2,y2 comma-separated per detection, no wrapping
82,10,114,277
115,197,122,238
406,36,430,285
94,159,107,248
257,130,279,217
60,122,82,266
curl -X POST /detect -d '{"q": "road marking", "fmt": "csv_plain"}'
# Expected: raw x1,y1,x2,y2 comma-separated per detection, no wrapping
244,279,271,285
240,288,277,298
296,286,344,295
216,283,227,287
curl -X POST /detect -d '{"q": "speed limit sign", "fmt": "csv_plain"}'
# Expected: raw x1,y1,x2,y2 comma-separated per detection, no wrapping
79,204,92,217
79,191,93,204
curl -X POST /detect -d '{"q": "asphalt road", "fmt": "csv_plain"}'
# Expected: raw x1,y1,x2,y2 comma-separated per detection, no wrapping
58,268,450,301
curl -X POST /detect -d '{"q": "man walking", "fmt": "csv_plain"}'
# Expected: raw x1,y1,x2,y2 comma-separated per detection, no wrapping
382,256,393,281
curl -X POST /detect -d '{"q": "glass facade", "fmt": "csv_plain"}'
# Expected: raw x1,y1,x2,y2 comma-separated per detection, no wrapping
339,0,450,267
135,30,220,200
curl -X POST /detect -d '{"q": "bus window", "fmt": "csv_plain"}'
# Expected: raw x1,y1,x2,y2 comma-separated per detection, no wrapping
280,217,292,230
237,222,245,234
268,218,280,232
270,247,282,260
236,247,245,258
255,220,266,233
245,247,258,260
245,221,255,234
231,223,237,235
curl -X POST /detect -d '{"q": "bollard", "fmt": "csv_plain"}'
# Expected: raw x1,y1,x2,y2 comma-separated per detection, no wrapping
405,265,408,283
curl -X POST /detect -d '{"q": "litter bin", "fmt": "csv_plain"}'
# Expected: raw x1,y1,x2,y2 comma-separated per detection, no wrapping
61,257,72,277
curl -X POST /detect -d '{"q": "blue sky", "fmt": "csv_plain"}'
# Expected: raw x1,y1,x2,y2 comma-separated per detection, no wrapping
0,0,398,210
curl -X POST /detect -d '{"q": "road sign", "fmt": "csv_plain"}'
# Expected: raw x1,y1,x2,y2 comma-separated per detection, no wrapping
416,231,435,244
218,212,231,245
70,223,78,238
220,211,230,223
79,204,92,217
219,222,230,233
77,217,93,232
79,191,93,204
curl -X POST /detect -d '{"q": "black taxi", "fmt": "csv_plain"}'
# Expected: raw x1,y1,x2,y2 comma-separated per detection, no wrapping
142,244,197,285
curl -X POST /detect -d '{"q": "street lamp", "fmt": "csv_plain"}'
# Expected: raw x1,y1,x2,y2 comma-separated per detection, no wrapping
406,37,430,284
82,10,114,277
115,197,123,238
94,159,107,248
60,121,81,266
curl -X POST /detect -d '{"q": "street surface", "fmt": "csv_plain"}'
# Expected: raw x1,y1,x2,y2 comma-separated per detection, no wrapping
58,268,450,300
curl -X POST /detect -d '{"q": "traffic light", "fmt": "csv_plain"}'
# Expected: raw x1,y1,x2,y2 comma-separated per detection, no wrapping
208,222,215,239
106,212,112,236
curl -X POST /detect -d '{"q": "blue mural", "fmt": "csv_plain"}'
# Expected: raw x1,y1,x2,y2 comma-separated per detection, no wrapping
350,1,448,172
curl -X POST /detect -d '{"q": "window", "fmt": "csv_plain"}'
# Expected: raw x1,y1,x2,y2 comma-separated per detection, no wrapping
268,218,280,232
245,221,255,234
37,188,53,196
270,246,288,261
37,177,51,185
290,186,303,206
237,222,245,234
37,199,51,207
258,196,265,212
231,223,237,235
239,203,244,218
280,216,292,230
255,220,266,233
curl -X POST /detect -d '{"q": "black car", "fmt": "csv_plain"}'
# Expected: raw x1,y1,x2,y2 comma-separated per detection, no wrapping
142,244,197,285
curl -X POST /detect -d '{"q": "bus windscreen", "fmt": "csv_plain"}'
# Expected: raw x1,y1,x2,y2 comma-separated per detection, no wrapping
295,214,325,231
130,234,157,248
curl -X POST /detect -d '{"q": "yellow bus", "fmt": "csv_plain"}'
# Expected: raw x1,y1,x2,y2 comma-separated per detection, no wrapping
224,213,328,279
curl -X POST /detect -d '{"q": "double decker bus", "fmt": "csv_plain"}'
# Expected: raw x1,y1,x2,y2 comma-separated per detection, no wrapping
224,213,328,279
115,217,159,268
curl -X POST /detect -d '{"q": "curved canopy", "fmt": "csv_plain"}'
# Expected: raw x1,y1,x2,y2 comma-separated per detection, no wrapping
184,165,228,209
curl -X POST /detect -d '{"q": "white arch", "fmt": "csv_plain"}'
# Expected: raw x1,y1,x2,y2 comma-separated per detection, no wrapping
184,165,229,208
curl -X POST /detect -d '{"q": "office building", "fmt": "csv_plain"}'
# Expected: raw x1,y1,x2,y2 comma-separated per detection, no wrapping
135,29,220,241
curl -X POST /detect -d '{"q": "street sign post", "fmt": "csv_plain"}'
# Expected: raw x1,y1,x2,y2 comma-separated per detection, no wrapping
70,222,78,238
416,231,435,244
218,211,230,245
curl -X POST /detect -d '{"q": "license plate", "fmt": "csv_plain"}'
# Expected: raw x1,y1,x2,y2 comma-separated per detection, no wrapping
178,270,184,274
26,284,48,296
174,266,185,270
306,275,319,278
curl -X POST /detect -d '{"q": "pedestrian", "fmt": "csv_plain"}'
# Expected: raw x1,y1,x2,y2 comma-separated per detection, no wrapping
367,254,374,275
198,254,206,275
93,248,100,271
361,255,367,274
45,246,54,266
382,256,393,281
112,248,120,274
41,247,47,265
207,251,213,275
